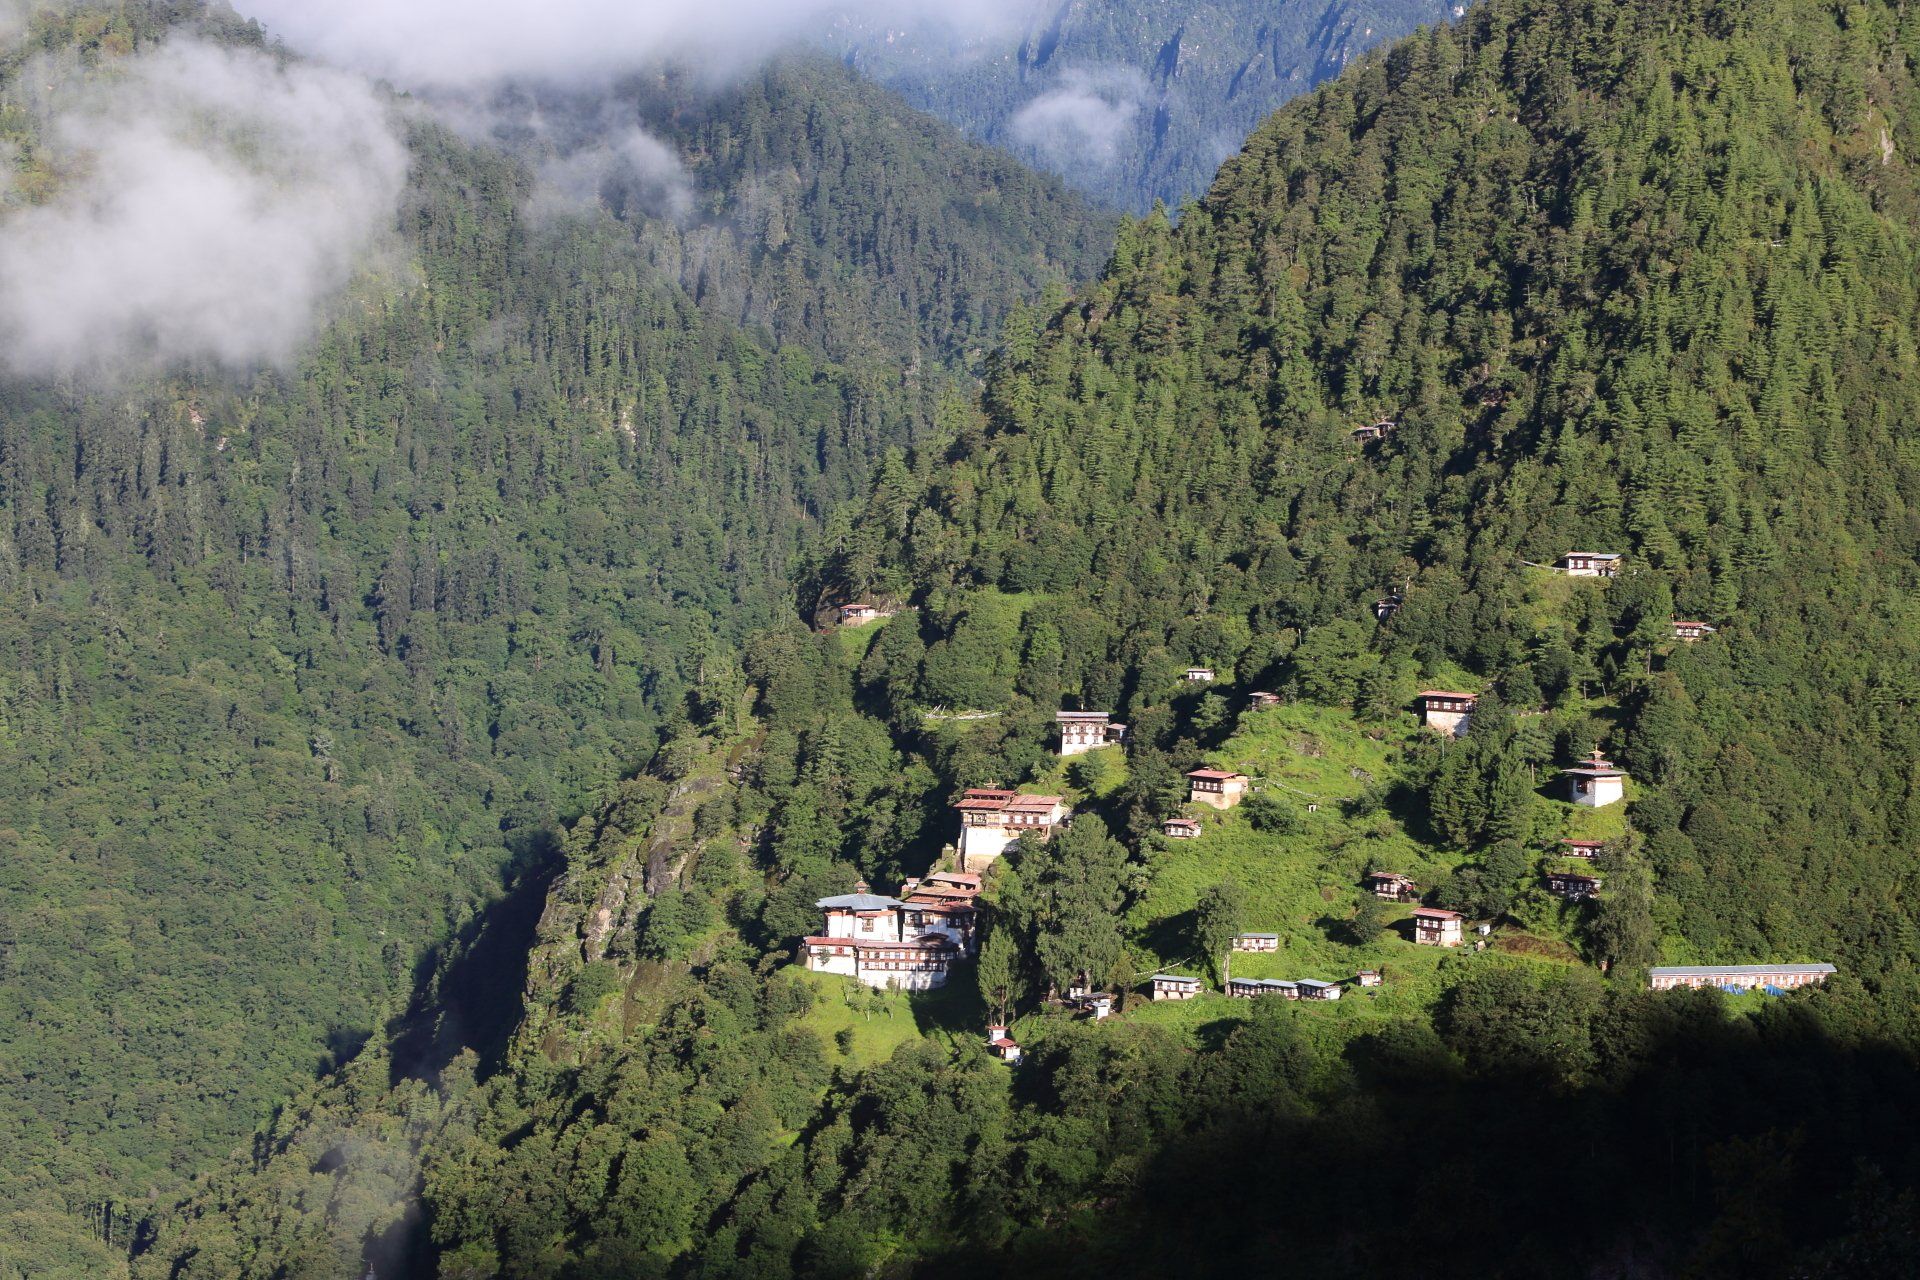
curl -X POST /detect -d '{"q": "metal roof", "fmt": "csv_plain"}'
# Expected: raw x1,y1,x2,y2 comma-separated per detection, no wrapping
1650,964,1835,977
816,893,907,911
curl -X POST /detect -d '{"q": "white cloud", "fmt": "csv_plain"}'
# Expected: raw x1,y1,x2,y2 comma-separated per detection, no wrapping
0,38,409,376
1008,65,1148,169
533,123,693,223
234,0,1034,91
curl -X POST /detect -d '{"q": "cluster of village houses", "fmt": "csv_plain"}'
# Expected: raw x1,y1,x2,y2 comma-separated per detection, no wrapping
810,573,1821,1057
1151,932,1383,1004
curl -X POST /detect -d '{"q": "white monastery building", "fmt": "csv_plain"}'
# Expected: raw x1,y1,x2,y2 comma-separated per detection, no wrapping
802,873,983,990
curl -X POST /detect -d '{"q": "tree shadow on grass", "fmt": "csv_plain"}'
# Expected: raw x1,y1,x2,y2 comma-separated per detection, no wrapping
909,977,984,1040
1136,906,1199,968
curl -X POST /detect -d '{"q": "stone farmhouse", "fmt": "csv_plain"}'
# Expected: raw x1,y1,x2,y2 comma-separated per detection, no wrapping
1187,768,1249,810
1415,690,1476,737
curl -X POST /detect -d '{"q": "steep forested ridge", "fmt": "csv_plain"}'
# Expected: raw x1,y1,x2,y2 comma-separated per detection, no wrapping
0,5,1102,1270
827,0,1451,210
852,0,1920,990
127,0,1920,1277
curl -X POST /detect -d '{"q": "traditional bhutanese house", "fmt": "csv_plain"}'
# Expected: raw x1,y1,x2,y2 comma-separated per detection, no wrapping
986,1026,1023,1064
1559,839,1607,860
1415,691,1477,738
1365,871,1419,902
1295,979,1343,1001
1227,977,1298,999
1546,871,1602,901
1355,969,1383,988
1649,963,1836,992
1232,932,1280,953
1556,551,1623,578
837,602,889,624
953,788,1069,870
1184,666,1216,682
1352,419,1396,444
1187,768,1249,810
900,872,983,952
1163,817,1201,840
1152,974,1202,1001
1412,906,1464,948
1248,691,1282,710
1057,710,1127,756
1374,593,1403,621
1672,620,1718,641
1564,751,1626,808
1085,993,1114,1020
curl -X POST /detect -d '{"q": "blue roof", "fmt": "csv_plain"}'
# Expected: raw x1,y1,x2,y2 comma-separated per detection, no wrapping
816,893,907,911
1294,979,1335,989
1153,973,1200,984
1238,932,1280,940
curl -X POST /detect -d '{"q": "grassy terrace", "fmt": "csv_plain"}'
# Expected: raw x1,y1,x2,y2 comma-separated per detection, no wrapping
1121,698,1610,1007
1128,702,1437,979
792,965,979,1068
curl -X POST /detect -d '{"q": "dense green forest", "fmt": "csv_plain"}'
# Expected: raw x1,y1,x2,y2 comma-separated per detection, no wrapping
0,4,1103,1272
126,0,1920,1276
826,0,1449,210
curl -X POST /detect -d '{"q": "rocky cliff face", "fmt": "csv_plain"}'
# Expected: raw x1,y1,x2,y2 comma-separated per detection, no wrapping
826,0,1451,210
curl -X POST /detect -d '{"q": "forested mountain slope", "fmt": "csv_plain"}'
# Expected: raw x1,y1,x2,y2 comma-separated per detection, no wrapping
0,5,1101,1271
827,0,1450,210
133,0,1920,1277
830,0,1920,991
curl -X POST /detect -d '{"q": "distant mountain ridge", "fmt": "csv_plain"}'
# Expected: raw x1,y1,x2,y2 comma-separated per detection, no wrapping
825,0,1452,210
